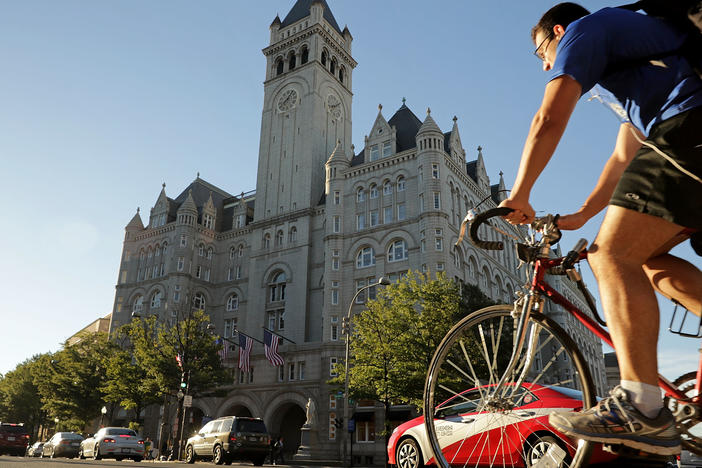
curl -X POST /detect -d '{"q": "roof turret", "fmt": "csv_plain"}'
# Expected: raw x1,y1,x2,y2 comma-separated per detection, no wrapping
417,108,442,135
126,208,144,231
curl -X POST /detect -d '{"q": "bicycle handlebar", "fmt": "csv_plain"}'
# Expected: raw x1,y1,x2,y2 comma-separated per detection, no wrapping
468,207,515,250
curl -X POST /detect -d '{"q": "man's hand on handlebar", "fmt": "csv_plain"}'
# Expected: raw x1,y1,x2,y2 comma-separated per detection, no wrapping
498,197,535,225
556,210,589,230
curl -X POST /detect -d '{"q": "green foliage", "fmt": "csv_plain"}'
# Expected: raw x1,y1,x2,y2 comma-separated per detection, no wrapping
331,272,494,411
0,355,46,438
34,333,116,432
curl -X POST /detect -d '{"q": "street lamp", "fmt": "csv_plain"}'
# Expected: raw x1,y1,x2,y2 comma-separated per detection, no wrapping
342,276,391,466
54,417,59,433
100,406,107,428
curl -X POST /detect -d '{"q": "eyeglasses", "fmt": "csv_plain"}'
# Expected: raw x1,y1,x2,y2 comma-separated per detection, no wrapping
533,32,553,61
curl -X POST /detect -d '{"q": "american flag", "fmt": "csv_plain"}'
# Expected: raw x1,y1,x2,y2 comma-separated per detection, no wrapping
238,333,253,372
216,338,228,362
263,329,284,366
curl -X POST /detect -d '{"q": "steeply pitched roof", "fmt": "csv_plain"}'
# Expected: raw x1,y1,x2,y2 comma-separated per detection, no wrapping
466,160,478,181
387,104,423,153
174,178,233,210
281,0,343,34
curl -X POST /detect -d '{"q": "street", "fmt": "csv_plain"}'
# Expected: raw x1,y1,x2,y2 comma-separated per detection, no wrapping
0,457,344,468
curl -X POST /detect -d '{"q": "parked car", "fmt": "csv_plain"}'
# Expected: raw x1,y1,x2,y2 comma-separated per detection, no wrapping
41,432,84,458
0,422,30,456
388,384,616,468
184,416,270,465
26,441,44,457
79,427,144,462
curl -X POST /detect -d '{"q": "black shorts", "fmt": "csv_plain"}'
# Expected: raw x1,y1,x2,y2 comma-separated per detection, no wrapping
610,106,702,252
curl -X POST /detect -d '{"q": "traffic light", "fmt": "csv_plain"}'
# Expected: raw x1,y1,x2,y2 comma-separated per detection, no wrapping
334,418,343,429
341,317,349,335
180,372,187,389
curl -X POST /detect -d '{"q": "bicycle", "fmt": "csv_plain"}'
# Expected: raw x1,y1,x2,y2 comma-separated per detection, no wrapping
422,206,702,468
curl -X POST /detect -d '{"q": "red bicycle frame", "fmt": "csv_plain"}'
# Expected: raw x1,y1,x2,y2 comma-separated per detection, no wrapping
530,252,699,403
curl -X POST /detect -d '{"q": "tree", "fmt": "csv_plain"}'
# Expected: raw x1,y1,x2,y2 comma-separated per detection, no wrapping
34,332,115,431
0,355,47,439
120,309,228,458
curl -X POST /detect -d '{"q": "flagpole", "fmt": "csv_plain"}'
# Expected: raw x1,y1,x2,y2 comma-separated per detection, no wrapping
235,330,264,345
261,327,297,344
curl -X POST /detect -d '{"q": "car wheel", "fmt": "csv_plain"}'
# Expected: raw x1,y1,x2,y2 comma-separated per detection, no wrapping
213,444,225,465
525,435,568,468
133,457,142,462
78,447,85,460
50,448,55,459
396,437,423,468
185,445,196,464
93,444,102,460
116,457,124,461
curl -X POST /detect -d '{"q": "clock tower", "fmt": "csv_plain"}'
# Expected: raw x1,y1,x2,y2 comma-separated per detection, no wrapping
255,0,355,220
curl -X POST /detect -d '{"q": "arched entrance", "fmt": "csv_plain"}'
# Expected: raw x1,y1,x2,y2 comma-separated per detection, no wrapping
185,406,205,438
223,404,252,417
268,403,306,457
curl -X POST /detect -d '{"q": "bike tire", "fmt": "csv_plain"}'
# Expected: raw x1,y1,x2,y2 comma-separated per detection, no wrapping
424,304,596,468
665,371,702,455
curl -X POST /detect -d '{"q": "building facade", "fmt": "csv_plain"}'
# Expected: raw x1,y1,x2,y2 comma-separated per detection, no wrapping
108,0,606,462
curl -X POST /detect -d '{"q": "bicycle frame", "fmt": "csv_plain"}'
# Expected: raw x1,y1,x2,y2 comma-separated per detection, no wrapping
529,251,699,403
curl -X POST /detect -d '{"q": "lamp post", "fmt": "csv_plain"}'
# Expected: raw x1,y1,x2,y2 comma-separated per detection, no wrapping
100,406,107,428
342,276,391,467
54,417,59,433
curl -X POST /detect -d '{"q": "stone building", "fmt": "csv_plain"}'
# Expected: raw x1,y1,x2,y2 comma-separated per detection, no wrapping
107,0,606,462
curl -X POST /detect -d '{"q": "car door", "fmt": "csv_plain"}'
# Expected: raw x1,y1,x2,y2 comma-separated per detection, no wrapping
193,421,214,455
204,420,223,455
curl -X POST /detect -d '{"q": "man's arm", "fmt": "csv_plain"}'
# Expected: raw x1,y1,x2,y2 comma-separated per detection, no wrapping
500,75,581,223
557,122,643,230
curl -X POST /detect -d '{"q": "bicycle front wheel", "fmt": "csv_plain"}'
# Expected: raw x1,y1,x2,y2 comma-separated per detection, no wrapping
424,305,596,468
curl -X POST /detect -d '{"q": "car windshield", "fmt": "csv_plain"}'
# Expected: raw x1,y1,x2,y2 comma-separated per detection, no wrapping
0,425,27,434
436,385,536,418
61,433,84,440
236,419,267,433
105,429,137,436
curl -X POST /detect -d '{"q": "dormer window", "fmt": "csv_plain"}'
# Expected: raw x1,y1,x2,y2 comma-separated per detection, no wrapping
369,145,379,162
382,141,392,158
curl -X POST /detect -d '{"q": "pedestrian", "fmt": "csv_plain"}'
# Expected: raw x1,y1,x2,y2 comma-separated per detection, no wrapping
273,436,285,465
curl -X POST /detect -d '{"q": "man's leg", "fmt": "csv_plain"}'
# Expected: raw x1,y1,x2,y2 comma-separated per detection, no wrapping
587,205,685,386
644,252,702,317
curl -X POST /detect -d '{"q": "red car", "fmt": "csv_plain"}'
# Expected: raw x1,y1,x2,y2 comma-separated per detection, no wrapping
388,384,615,468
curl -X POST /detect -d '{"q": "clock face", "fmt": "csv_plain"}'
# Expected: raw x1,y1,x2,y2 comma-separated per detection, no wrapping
277,89,298,113
327,94,342,120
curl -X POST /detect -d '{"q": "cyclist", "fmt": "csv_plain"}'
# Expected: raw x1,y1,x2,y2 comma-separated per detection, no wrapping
499,2,702,456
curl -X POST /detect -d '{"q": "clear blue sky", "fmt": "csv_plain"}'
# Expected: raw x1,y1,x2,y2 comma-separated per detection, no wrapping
1,0,700,381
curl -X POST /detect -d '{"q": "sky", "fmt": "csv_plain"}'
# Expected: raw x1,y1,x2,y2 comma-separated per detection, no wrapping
1,0,700,382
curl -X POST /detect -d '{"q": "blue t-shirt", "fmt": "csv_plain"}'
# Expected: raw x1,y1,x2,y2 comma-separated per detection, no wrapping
549,7,702,135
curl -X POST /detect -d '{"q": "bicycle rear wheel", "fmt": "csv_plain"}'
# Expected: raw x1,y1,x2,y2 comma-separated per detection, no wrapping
424,304,596,468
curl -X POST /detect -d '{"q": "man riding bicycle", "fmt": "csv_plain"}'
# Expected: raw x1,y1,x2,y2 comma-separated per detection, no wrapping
499,2,702,456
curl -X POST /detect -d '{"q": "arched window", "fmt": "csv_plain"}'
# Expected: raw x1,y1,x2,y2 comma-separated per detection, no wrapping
207,247,213,260
230,246,236,260
387,240,408,262
263,233,271,249
383,180,392,195
369,184,378,199
269,272,287,302
396,176,405,191
238,244,244,257
276,230,284,246
150,291,162,309
133,296,144,314
321,50,327,66
356,187,365,202
330,58,336,75
198,244,205,257
192,292,206,311
339,66,345,83
226,294,239,311
289,226,297,243
356,247,375,268
288,52,296,70
301,47,309,64
276,58,284,76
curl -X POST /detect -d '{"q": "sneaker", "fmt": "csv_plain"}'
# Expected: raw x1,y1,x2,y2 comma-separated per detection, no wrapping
549,385,681,456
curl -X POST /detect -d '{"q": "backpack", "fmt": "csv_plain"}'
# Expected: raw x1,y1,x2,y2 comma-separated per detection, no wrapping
614,0,702,78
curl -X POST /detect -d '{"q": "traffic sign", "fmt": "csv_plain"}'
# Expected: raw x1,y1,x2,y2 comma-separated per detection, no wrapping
183,395,193,407
348,419,355,433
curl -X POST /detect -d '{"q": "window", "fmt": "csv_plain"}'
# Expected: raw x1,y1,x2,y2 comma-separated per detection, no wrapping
435,230,444,251
180,235,187,247
356,214,366,230
356,417,376,443
276,59,284,75
382,141,392,158
369,145,379,161
383,181,392,195
356,278,376,303
333,216,341,233
356,247,375,268
263,233,271,249
388,240,408,262
227,294,239,311
432,163,440,179
236,265,241,279
153,265,159,278
433,191,441,209
334,191,340,205
329,413,337,441
384,206,392,224
288,362,296,381
289,227,297,242
238,244,244,257
269,272,287,302
228,268,233,281
150,291,161,309
177,257,184,271
235,214,245,228
174,285,180,303
330,357,338,376
301,47,309,64
204,214,214,229
267,309,285,331
207,248,213,260
437,262,445,271
397,176,405,191
397,203,406,220
224,318,237,338
369,184,378,199
332,249,340,270
356,187,365,202
298,361,305,380
196,265,202,278
370,210,378,227
418,166,423,183
193,292,206,311
331,289,339,305
204,268,210,281
230,247,236,260
330,394,337,409
331,316,339,340
199,245,205,257
133,296,143,314
120,270,127,284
